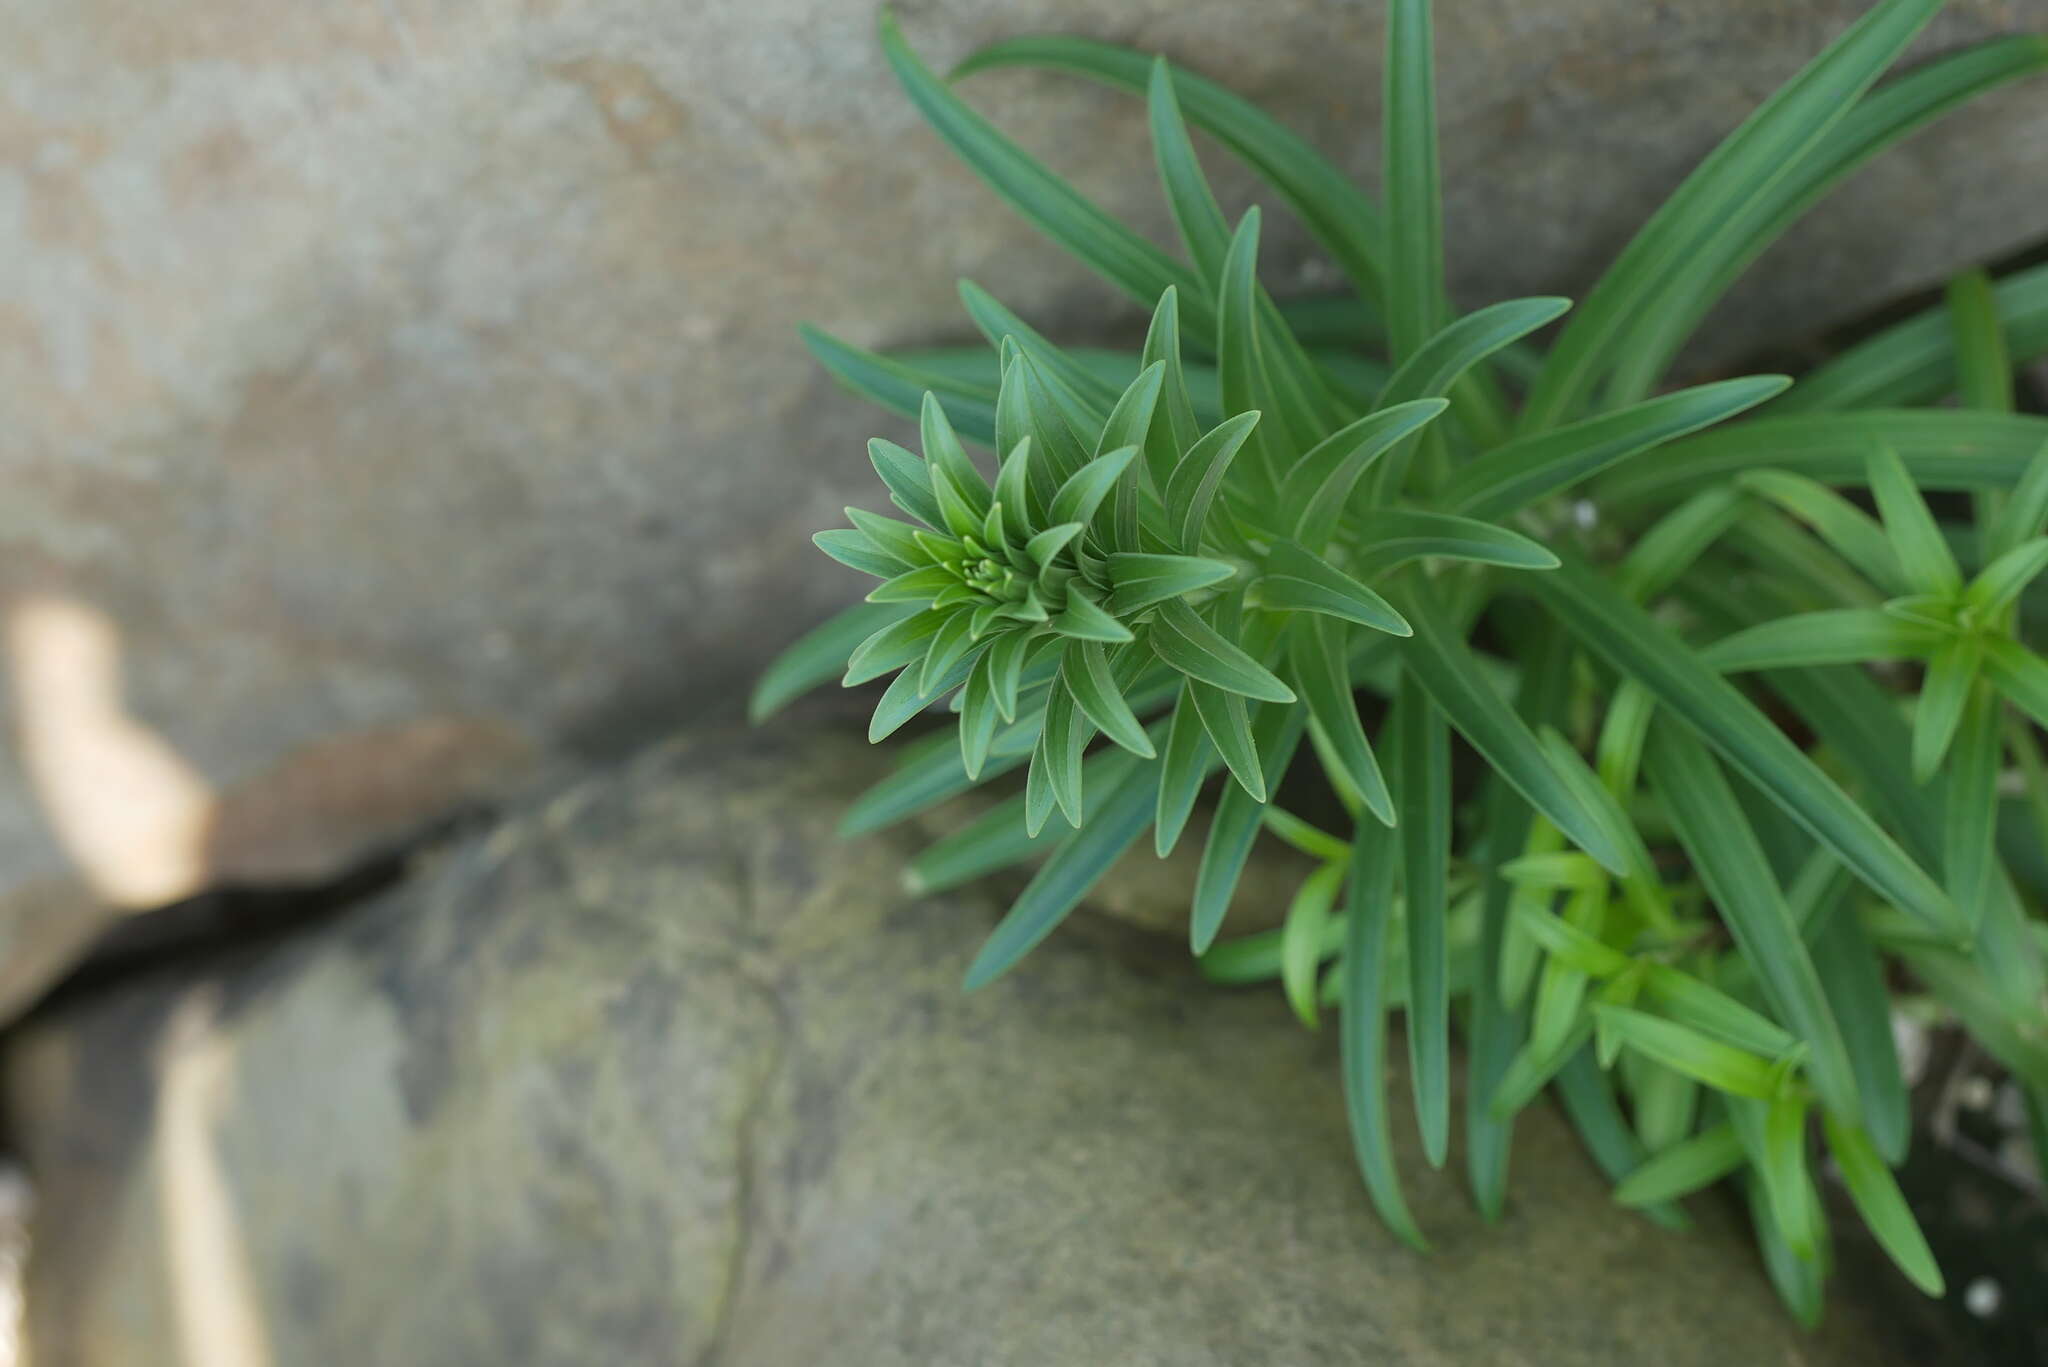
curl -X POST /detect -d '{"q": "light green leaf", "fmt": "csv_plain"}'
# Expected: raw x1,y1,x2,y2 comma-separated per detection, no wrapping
1822,1112,1945,1296
844,608,947,686
1613,1123,1745,1208
1382,0,1444,363
1102,552,1237,617
1154,683,1215,856
1280,399,1449,548
868,438,950,530
1348,509,1561,579
1867,445,1962,597
1947,266,2016,414
1282,861,1345,1027
1617,486,1743,601
1966,538,2048,618
1944,681,2000,929
1192,705,1304,951
1189,678,1263,804
1593,1005,1782,1099
1700,609,1944,674
1986,440,2048,562
1376,297,1571,408
1033,673,1093,830
814,529,904,579
1735,468,1910,594
1914,634,1982,784
1047,445,1139,527
1983,635,2048,730
1049,587,1134,644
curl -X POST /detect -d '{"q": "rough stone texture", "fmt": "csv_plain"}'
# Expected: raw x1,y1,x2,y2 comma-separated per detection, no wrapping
3,0,2044,934
5,728,1936,1366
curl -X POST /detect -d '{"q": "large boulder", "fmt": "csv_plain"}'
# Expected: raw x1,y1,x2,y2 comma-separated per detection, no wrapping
2,0,2045,921
5,728,1934,1365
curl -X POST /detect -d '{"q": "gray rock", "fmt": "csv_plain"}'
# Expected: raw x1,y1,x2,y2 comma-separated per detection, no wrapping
6,728,1932,1365
3,0,2042,988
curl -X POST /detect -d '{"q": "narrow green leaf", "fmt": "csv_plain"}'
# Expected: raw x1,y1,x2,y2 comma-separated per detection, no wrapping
1616,485,1743,601
1700,609,1944,674
1949,267,2015,415
1395,677,1453,1168
1944,681,2000,929
1614,1123,1745,1208
1282,861,1345,1027
1983,635,2048,730
1146,54,1231,281
1155,683,1214,856
1445,377,1788,521
1967,538,2048,617
918,610,979,693
814,529,903,579
802,324,999,446
1102,552,1237,617
1594,1005,1782,1099
1777,259,2048,415
1150,598,1296,702
957,280,1119,421
1986,440,2048,562
1552,1050,1692,1231
1638,964,1796,1060
1520,0,1943,430
1914,634,1982,784
882,16,1210,331
752,602,918,721
1062,641,1156,759
1340,819,1430,1249
1049,587,1135,644
1280,399,1449,548
868,438,950,530
1738,467,1907,590
844,608,947,686
1192,705,1305,951
963,760,1161,990
1255,541,1412,636
1382,0,1444,363
870,647,977,743
1189,678,1263,804
1288,617,1396,827
1822,1112,1944,1296
1037,672,1094,828
1048,445,1139,527
1348,509,1561,578
910,747,1143,894
1165,410,1262,553
1376,297,1570,407
1384,572,1629,875
1811,896,1912,1164
1868,445,1962,597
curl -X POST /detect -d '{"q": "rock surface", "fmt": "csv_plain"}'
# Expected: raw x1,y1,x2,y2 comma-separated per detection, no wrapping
5,728,1932,1366
3,0,2046,918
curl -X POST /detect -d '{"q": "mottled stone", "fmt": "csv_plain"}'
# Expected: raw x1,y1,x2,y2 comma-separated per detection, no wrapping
6,729,1933,1365
2,0,2043,973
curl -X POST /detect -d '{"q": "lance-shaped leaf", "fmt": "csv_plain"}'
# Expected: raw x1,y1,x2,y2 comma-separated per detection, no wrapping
1155,684,1216,856
963,760,1162,991
1913,634,1981,783
1138,287,1202,491
802,325,1000,447
844,608,948,686
1165,410,1262,553
1593,1006,1782,1099
1047,445,1139,527
1287,617,1395,826
1279,399,1449,548
1822,1112,1945,1297
1029,674,1094,833
1382,0,1445,363
1282,861,1345,1027
1551,1049,1690,1232
814,529,905,579
1061,641,1156,759
752,601,920,721
1966,537,2048,617
867,438,950,530
1341,819,1430,1249
1189,678,1264,803
1615,485,1743,601
1102,552,1237,616
1377,297,1570,407
870,647,978,743
1254,541,1411,636
1868,444,1962,597
1347,509,1560,578
1444,377,1788,521
1614,1123,1745,1208
1983,634,2048,730
1986,439,2048,562
1149,598,1296,702
958,280,1119,421
841,717,1038,837
1382,572,1628,874
1050,586,1133,644
1700,609,1945,674
1395,676,1453,1168
1192,704,1305,951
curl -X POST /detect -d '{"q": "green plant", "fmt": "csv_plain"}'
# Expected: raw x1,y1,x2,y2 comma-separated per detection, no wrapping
755,1,2048,1321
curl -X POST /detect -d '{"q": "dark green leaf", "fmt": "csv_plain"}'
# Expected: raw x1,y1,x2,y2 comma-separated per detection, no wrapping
1150,598,1296,703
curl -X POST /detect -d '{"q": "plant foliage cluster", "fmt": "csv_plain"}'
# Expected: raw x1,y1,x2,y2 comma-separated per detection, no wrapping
756,0,2048,1319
